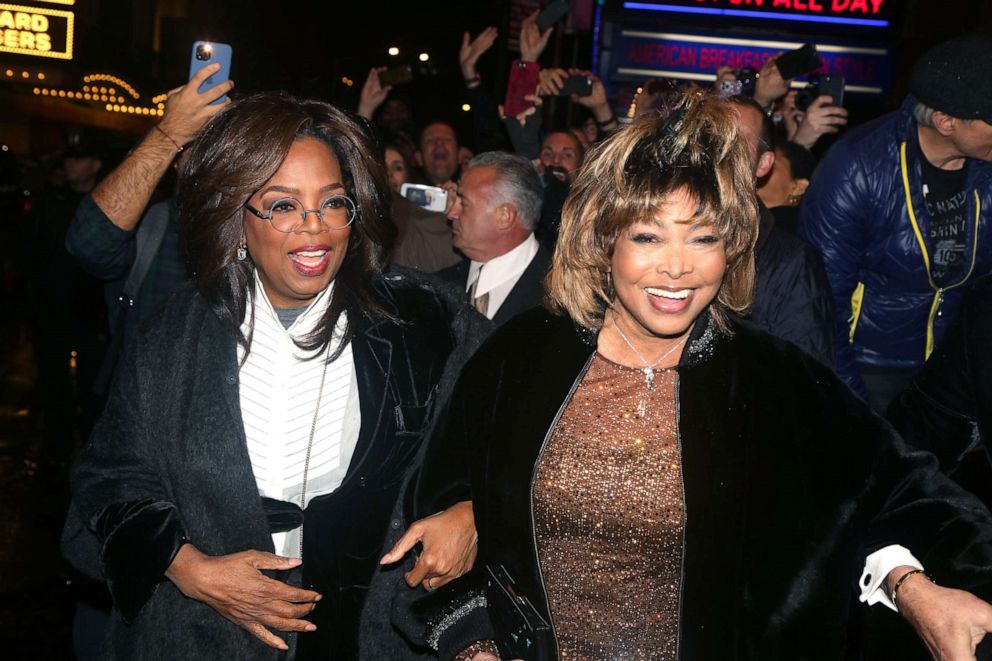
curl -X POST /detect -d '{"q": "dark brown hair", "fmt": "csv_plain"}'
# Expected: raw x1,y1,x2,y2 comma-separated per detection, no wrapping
178,91,396,359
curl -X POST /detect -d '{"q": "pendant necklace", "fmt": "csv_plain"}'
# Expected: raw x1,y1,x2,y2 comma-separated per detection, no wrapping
610,317,688,416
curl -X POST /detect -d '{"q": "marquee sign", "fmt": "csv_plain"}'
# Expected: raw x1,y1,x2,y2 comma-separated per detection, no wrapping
613,30,892,94
623,0,892,28
0,2,74,59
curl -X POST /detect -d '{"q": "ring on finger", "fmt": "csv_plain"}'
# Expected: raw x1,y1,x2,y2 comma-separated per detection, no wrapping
427,577,435,591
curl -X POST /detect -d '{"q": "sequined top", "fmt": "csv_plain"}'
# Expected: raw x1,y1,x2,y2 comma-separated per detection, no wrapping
533,353,685,660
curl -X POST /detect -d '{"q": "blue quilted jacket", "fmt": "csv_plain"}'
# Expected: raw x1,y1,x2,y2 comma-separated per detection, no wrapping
800,97,992,395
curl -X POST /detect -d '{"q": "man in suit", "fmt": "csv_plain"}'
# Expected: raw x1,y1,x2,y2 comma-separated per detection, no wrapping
439,151,551,327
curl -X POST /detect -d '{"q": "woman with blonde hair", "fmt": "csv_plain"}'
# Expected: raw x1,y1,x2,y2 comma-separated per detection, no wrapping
403,90,992,660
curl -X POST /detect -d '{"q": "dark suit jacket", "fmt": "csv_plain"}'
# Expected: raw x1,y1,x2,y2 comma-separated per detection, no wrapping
62,269,488,660
436,241,551,328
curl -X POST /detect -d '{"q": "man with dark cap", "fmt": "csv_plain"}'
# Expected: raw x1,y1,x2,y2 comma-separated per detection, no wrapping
800,36,992,413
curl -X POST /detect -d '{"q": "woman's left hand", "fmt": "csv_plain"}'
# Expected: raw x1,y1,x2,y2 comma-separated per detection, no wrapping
380,500,477,590
891,568,992,659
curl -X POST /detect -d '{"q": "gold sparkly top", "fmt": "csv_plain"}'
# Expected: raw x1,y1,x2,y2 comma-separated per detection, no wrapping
532,353,685,660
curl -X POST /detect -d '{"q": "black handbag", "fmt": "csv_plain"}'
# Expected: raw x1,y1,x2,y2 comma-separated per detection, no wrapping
485,564,553,660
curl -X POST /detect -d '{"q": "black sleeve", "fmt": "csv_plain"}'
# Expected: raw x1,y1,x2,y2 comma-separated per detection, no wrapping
62,337,189,622
465,84,512,154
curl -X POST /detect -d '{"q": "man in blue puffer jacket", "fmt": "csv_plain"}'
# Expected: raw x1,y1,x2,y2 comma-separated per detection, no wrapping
800,36,992,412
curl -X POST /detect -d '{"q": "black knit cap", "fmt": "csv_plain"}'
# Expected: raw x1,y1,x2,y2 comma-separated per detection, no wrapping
910,36,992,122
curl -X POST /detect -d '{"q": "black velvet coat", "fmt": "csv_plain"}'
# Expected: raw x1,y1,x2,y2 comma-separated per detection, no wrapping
404,307,992,660
62,270,487,660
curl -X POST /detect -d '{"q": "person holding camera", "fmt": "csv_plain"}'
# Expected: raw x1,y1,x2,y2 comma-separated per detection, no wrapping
800,36,992,413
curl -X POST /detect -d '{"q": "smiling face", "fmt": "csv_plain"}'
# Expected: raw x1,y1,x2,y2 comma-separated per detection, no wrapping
540,131,583,173
418,122,459,184
610,190,727,343
244,137,352,308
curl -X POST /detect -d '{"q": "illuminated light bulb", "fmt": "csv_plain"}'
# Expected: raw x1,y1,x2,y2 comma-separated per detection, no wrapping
84,94,91,100
38,73,45,80
388,47,399,56
106,104,112,110
33,88,39,94
113,104,120,111
4,70,12,76
21,71,29,78
419,53,429,62
462,103,471,112
58,90,65,97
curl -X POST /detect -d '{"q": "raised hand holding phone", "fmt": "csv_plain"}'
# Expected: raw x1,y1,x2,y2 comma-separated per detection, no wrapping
189,41,232,105
159,61,234,150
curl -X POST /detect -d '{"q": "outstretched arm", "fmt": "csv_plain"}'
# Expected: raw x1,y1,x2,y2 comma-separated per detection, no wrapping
92,63,232,231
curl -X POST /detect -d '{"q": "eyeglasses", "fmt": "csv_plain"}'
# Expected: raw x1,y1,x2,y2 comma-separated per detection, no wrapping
243,195,357,232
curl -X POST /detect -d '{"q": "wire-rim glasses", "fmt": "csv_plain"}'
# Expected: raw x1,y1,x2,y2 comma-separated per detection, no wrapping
243,194,357,232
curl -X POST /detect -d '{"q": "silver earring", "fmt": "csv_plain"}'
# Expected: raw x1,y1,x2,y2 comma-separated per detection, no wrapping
237,241,247,261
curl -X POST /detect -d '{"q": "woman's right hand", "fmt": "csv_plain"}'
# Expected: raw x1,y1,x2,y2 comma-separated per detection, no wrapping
164,544,322,650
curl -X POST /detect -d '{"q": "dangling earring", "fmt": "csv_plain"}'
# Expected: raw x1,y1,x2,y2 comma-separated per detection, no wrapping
237,239,247,261
604,271,615,304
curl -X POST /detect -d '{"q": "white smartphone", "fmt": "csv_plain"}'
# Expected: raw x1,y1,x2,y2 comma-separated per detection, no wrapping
401,183,448,212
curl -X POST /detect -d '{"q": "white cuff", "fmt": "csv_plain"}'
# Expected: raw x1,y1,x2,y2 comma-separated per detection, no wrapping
858,544,923,611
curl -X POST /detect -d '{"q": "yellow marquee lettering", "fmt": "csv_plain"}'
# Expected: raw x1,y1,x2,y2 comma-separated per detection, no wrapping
0,12,14,29
19,30,33,49
4,30,18,48
31,14,47,32
14,11,29,29
36,32,49,50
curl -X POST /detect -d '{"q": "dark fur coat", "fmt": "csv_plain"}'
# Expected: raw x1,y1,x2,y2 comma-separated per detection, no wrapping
401,307,992,660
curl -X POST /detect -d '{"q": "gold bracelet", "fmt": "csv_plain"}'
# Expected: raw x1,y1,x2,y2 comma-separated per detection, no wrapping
890,568,928,608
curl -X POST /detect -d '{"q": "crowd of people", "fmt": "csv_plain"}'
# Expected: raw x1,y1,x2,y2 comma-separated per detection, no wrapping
11,6,992,659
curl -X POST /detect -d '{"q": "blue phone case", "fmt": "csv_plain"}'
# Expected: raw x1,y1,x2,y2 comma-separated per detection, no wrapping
189,41,232,106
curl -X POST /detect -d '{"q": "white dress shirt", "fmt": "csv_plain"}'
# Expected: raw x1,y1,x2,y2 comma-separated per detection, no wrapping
466,233,539,319
859,545,924,611
238,274,361,557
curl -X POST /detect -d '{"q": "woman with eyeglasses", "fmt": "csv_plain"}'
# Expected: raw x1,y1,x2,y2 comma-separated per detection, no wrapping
62,91,486,660
402,91,992,660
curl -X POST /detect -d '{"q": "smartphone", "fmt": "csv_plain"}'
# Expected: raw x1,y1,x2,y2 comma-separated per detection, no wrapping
378,64,413,88
817,74,845,107
536,0,571,31
504,60,541,118
401,183,448,213
189,41,232,106
774,43,821,80
559,75,592,97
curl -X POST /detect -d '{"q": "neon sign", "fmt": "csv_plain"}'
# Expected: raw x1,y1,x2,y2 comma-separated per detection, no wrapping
0,3,74,59
623,1,891,27
613,30,892,94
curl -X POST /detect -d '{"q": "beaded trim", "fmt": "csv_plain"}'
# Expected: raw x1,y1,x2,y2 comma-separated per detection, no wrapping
427,593,488,651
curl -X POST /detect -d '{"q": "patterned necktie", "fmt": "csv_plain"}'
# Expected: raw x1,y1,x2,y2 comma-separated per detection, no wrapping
469,267,489,316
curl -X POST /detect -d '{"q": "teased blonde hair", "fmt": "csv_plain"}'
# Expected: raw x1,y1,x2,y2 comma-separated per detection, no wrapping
545,90,758,332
